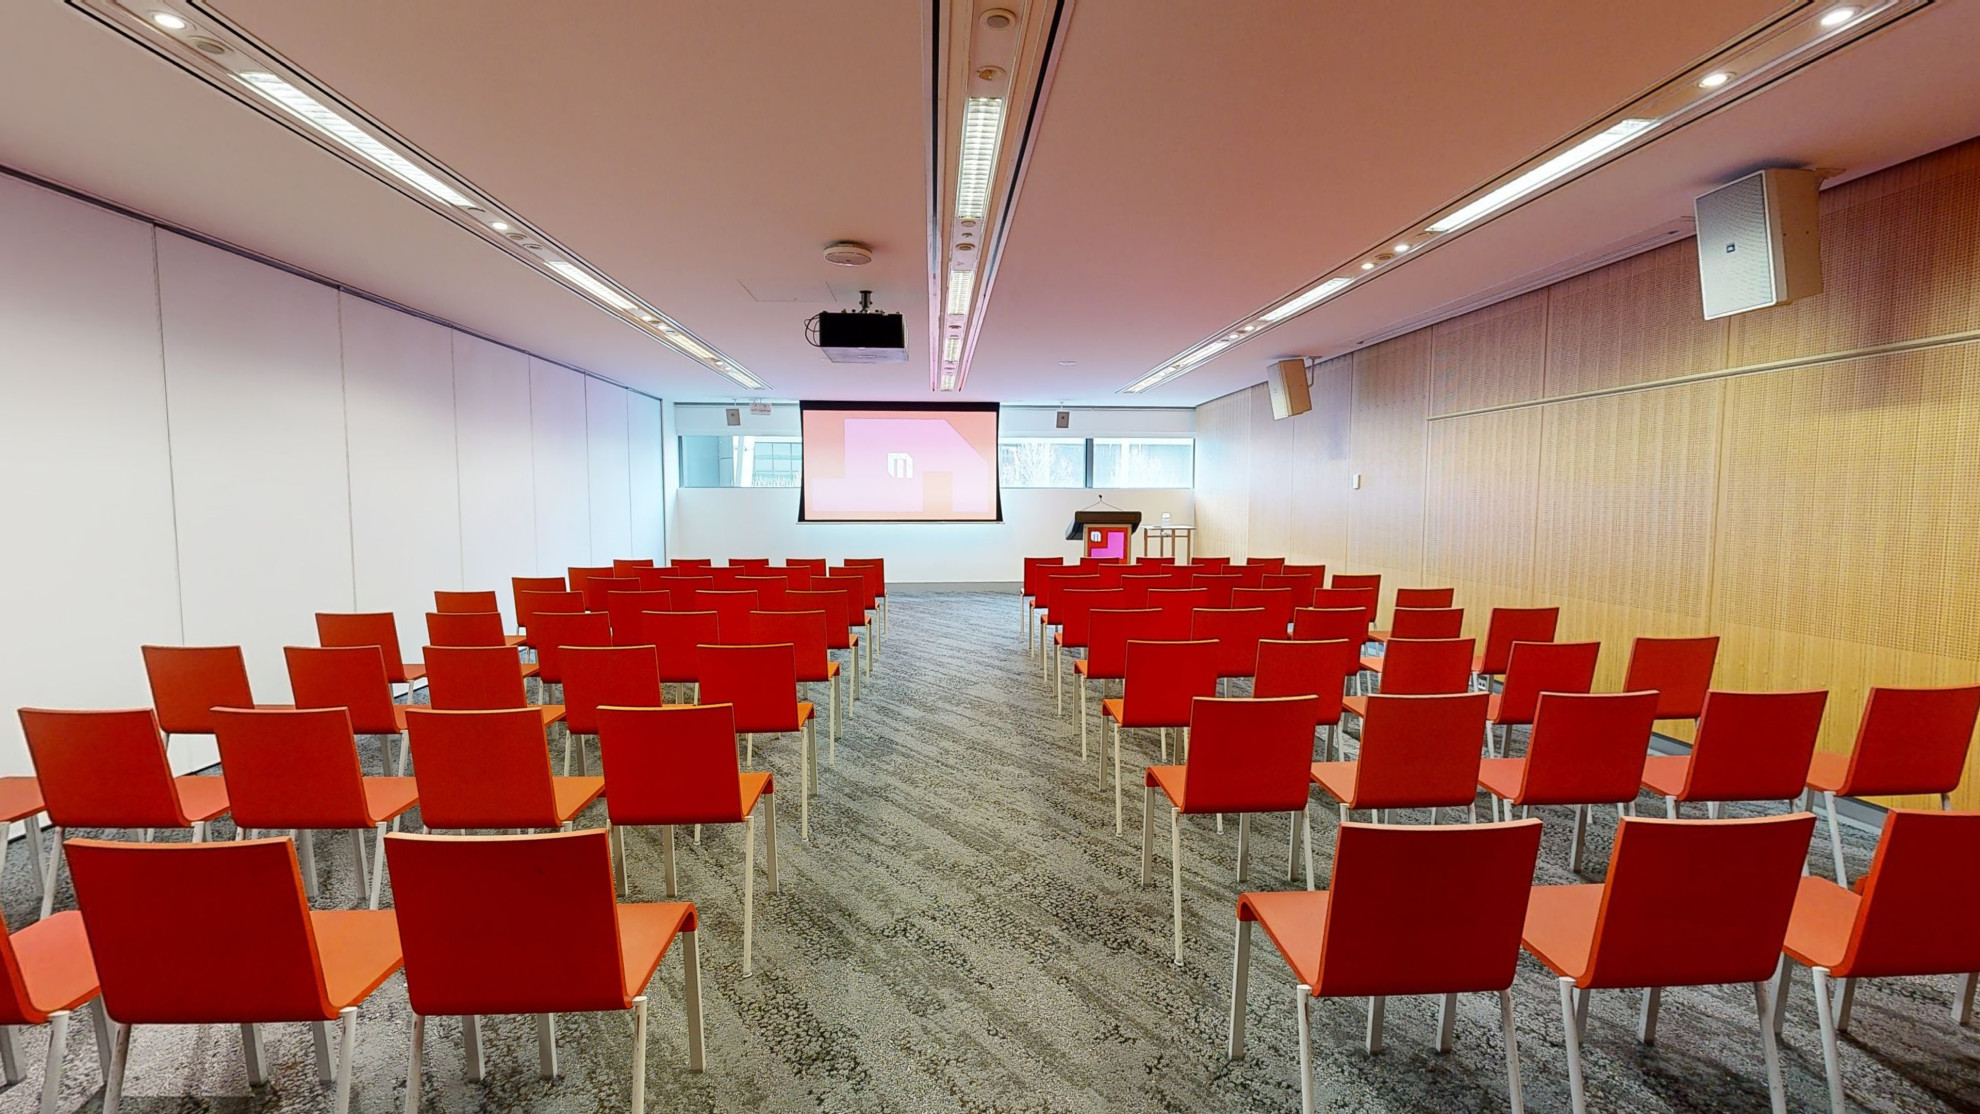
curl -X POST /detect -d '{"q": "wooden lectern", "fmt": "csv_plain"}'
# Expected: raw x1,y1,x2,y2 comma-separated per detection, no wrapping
1067,509,1142,560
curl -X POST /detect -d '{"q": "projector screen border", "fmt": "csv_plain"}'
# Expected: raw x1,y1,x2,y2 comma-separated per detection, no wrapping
795,400,1005,525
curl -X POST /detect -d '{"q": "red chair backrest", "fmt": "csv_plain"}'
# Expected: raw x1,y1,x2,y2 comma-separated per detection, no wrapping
580,576,638,611
1037,572,1100,617
605,590,674,646
728,558,771,570
213,707,370,829
404,708,562,828
598,704,748,826
825,570,876,613
696,644,804,733
527,611,613,685
611,559,656,575
285,645,401,735
1332,573,1381,593
435,590,500,615
1836,685,1980,798
1254,639,1359,725
318,613,415,684
1232,587,1295,632
785,559,827,576
669,559,714,569
632,567,673,590
641,610,722,684
1245,556,1286,573
1493,640,1601,724
1513,692,1660,805
566,566,612,600
143,645,254,735
843,558,886,595
384,829,639,1014
1136,556,1176,567
1393,587,1455,610
840,562,885,602
1147,587,1211,640
1300,819,1543,997
423,645,531,711
1582,814,1815,988
660,575,716,599
1311,587,1377,628
65,837,347,1023
787,590,856,651
18,708,193,828
692,589,763,643
1118,574,1168,607
1178,696,1321,813
1190,574,1241,608
1351,693,1490,808
1681,689,1829,801
1117,640,1220,729
1083,608,1164,680
1389,607,1463,640
1262,573,1315,609
1476,607,1560,677
1228,564,1268,588
561,646,663,735
1193,557,1231,571
511,577,567,627
735,576,790,612
1292,607,1370,644
1622,636,1720,721
1373,638,1475,695
517,590,584,638
425,611,508,648
1055,588,1127,649
749,610,834,683
1281,562,1326,583
1191,607,1273,679
1841,809,1980,977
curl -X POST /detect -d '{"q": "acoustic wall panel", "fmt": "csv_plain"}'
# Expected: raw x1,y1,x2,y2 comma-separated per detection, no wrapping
1245,383,1295,559
1288,355,1353,568
157,232,355,714
1545,241,1727,396
1424,407,1540,596
629,393,665,562
585,377,633,563
340,294,461,664
0,179,183,775
1193,387,1252,558
1347,332,1429,578
453,333,537,625
1429,290,1548,416
530,358,593,575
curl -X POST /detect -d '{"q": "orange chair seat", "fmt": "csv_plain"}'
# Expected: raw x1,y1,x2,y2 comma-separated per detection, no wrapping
1470,655,1495,677
1144,764,1186,810
536,704,567,727
0,776,45,823
361,777,421,825
402,664,428,684
616,903,695,1002
1780,875,1858,973
1639,754,1692,798
1803,751,1850,793
1366,630,1391,644
4,911,100,1022
1341,695,1368,720
1100,698,1184,730
520,661,541,681
1236,889,1329,989
740,772,773,817
173,776,231,823
1475,757,1527,803
1358,654,1384,673
553,777,607,823
310,909,405,1013
1484,693,1504,723
1520,884,1604,984
1310,761,1358,805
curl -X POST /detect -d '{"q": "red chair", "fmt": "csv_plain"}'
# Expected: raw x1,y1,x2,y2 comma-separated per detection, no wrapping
1292,606,1369,645
1227,564,1268,588
1262,573,1315,611
18,708,230,919
424,610,510,649
1191,607,1274,686
750,610,843,754
1254,640,1361,762
1053,588,1127,714
317,613,424,697
1522,814,1815,1114
1641,689,1829,821
1804,683,1980,883
141,645,281,749
642,610,722,702
1344,638,1474,726
692,589,762,645
212,707,418,908
659,575,716,603
843,558,888,633
1621,635,1720,729
1117,573,1168,607
1332,573,1381,595
510,576,566,633
1245,556,1285,573
734,575,790,612
1193,557,1232,571
0,780,51,920
728,558,770,570
1366,606,1463,646
581,576,639,611
1104,640,1221,833
791,587,864,703
0,897,104,1114
1191,573,1241,609
1147,586,1211,640
697,645,817,840
386,830,703,1109
1280,561,1326,583
1473,607,1560,683
598,704,776,974
66,837,402,1114
784,558,826,575
1143,696,1323,963
1136,556,1176,566
1231,587,1295,635
1777,809,1980,1114
436,592,521,648
1073,608,1164,757
1312,693,1489,823
631,567,673,591
825,569,879,668
404,708,602,830
1483,641,1601,757
612,558,656,574
422,646,565,729
560,646,664,776
522,611,612,699
669,558,714,569
1311,587,1378,632
1477,692,1659,871
1394,586,1455,610
1231,820,1544,1114
286,645,413,775
1034,571,1100,668
605,590,674,646
516,589,584,647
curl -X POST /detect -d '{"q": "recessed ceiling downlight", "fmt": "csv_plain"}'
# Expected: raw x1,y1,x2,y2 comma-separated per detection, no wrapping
1699,71,1734,88
1821,7,1860,27
148,11,186,29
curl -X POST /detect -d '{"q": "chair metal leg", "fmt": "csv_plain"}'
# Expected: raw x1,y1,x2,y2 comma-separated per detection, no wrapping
1140,786,1154,886
101,1023,130,1114
534,1013,559,1080
368,822,389,909
742,813,757,978
1365,995,1386,1054
611,824,630,896
299,829,319,900
1835,975,1857,1032
1079,675,1088,759
1295,985,1317,1114
1170,806,1184,967
766,792,780,894
240,1021,269,1086
1824,791,1848,884
404,1014,424,1114
91,1002,111,1080
1754,978,1789,1114
1228,919,1252,1059
333,1007,358,1114
21,817,48,919
1114,725,1125,834
801,722,814,842
1235,812,1251,882
37,1010,71,1114
1558,977,1588,1114
1435,993,1457,1054
1500,990,1526,1114
1286,811,1297,883
462,1015,486,1081
630,996,649,1114
1772,960,1794,1035
1957,971,1977,1026
1638,986,1661,1044
1568,805,1588,874
662,825,678,897
0,1018,19,1085
682,929,705,1071
1302,806,1315,890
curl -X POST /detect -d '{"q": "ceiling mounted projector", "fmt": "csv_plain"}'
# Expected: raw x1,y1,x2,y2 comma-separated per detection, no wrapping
810,290,907,364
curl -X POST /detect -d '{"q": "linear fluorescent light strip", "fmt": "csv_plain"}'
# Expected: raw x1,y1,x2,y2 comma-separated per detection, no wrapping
234,72,473,207
1262,277,1354,323
1182,340,1230,365
1125,366,1180,393
546,261,638,312
955,98,1006,221
1428,118,1655,233
943,335,963,362
945,270,976,315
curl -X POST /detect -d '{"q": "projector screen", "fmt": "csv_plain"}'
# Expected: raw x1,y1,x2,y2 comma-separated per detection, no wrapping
799,401,1002,523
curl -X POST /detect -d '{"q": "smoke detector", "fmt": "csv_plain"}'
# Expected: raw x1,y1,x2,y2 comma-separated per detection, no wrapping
823,241,873,267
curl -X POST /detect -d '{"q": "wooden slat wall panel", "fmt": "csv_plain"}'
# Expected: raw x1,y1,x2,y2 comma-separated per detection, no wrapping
1246,382,1295,560
1424,408,1540,598
1430,290,1548,416
1288,356,1353,568
1346,333,1429,583
1545,241,1727,396
1193,387,1251,557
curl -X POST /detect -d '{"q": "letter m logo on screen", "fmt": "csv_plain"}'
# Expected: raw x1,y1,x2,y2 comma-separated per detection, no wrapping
886,452,914,479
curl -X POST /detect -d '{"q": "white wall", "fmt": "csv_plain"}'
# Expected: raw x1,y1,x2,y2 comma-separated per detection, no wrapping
0,174,665,775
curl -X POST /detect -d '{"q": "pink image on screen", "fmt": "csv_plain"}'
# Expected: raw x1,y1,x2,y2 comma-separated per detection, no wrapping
806,415,994,519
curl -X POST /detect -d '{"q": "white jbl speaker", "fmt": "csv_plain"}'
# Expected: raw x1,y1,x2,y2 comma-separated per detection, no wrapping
1694,168,1823,320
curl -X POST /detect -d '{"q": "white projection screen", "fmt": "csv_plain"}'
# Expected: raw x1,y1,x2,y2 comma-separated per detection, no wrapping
798,402,1002,523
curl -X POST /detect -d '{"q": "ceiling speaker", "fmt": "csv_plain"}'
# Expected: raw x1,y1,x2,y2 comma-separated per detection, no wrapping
1267,359,1311,420
1694,168,1823,320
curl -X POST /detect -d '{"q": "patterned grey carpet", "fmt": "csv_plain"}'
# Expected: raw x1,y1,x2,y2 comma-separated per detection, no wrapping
5,590,1978,1113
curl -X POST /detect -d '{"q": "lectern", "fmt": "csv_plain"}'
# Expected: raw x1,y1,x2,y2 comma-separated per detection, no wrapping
1067,509,1142,560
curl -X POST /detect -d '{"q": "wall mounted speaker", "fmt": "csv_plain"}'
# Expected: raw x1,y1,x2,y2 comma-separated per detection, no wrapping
1694,168,1823,320
725,407,741,426
1267,359,1311,419
1055,410,1070,428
